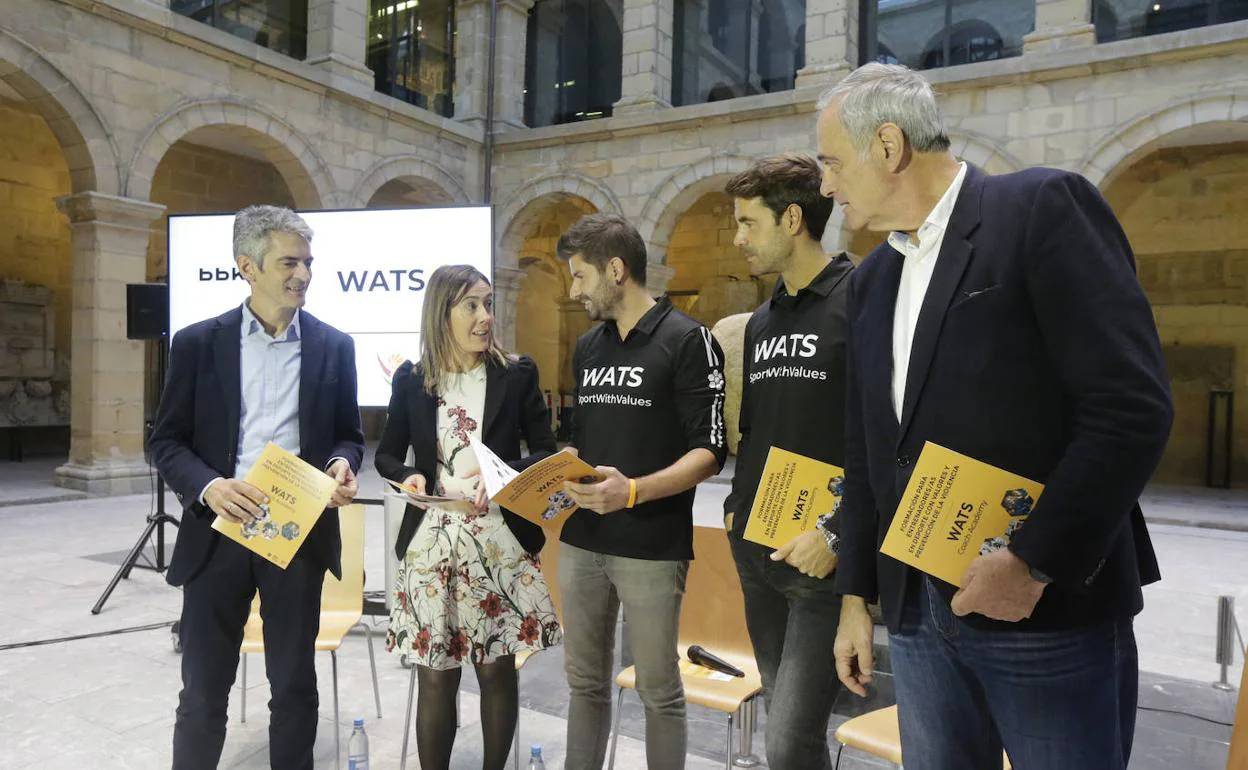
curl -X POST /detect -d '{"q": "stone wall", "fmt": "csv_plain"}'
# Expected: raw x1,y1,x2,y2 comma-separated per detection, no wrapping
147,142,298,281
0,98,73,358
1106,142,1248,486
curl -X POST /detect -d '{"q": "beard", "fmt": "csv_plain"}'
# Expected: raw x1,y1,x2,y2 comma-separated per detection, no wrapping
583,282,623,321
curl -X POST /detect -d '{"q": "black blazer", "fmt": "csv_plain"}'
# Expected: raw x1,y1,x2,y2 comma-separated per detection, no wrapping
835,165,1174,633
375,355,557,558
149,307,366,587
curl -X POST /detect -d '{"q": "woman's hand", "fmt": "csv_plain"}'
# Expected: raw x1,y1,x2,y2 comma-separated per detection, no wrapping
401,473,428,508
464,468,490,512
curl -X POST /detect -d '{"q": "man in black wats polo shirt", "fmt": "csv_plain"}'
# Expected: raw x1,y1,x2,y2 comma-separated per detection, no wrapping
555,212,727,770
723,154,854,770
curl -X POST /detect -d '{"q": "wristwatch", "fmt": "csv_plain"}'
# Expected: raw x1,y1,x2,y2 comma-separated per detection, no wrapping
816,513,840,555
1029,566,1054,584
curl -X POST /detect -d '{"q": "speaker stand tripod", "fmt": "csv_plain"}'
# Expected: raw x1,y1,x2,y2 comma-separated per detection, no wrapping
91,473,180,615
91,332,181,615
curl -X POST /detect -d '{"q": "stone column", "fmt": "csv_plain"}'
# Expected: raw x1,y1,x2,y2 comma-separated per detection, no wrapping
794,0,858,90
456,0,536,131
492,265,527,351
1024,0,1095,54
307,0,374,85
614,0,675,115
55,192,166,495
556,298,591,395
646,262,677,297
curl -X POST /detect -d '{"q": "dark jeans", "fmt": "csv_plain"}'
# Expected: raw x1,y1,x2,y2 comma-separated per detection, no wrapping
889,576,1138,770
729,535,843,770
172,541,325,770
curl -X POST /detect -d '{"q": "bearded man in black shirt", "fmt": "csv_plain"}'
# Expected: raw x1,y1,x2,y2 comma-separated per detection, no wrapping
555,212,727,770
723,154,854,770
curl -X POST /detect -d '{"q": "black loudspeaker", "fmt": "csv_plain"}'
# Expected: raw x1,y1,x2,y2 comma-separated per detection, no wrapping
126,283,168,340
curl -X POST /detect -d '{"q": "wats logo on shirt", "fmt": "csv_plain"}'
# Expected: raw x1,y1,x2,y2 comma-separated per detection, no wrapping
579,366,652,406
750,333,827,383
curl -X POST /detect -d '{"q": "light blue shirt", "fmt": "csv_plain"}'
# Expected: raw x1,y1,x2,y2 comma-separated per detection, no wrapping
235,301,303,479
199,302,303,504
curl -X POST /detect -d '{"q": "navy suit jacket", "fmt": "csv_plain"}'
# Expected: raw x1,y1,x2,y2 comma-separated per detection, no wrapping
149,306,365,587
835,165,1174,633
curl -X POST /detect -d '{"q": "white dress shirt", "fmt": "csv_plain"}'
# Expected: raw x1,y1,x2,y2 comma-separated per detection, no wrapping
887,161,968,420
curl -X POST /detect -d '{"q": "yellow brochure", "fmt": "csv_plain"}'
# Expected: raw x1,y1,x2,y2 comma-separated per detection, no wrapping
211,442,339,569
880,442,1045,587
470,438,605,528
743,446,845,548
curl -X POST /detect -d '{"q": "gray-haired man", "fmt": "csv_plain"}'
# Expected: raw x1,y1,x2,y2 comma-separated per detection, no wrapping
150,205,365,769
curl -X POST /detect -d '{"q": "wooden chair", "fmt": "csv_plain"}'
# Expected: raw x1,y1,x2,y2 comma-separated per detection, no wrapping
606,525,763,770
833,705,1011,769
238,504,383,769
1228,659,1248,770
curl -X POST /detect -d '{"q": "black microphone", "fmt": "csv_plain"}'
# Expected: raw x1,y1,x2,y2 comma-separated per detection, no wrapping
687,645,745,678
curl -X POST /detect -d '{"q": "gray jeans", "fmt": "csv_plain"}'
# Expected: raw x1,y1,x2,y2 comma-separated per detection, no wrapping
558,542,688,770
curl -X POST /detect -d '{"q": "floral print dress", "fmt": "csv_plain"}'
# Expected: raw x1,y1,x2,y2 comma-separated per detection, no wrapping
386,363,562,669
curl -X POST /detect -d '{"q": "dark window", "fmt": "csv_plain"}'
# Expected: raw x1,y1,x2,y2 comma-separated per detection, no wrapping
673,0,806,107
525,0,623,127
859,0,1032,71
1094,0,1248,43
172,0,307,59
368,0,455,117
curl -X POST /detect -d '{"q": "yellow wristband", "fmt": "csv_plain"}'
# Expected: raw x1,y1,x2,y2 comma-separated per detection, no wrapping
626,478,637,508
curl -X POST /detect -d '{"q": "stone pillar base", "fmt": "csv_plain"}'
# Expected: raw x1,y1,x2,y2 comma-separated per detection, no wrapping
307,53,375,86
55,459,155,496
1023,23,1096,54
795,61,852,91
613,95,672,116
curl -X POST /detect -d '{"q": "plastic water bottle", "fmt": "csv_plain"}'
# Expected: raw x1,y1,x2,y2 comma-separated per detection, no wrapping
347,718,369,769
527,744,546,770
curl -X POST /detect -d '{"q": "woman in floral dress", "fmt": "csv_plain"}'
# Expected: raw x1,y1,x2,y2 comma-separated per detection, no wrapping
375,265,562,770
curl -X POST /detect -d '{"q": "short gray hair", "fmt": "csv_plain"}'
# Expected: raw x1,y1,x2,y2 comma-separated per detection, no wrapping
233,205,314,268
816,63,951,156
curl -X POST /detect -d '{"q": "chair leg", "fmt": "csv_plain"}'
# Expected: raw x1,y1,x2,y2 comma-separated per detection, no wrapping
725,711,735,770
332,650,341,770
733,699,760,767
362,623,383,719
240,654,247,723
514,709,521,770
400,664,417,770
606,688,626,770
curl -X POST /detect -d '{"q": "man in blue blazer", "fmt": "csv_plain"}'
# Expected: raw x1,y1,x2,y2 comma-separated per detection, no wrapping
149,205,364,770
820,65,1173,770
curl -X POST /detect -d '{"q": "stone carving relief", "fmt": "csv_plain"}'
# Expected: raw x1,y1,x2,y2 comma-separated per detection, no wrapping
1,280,70,428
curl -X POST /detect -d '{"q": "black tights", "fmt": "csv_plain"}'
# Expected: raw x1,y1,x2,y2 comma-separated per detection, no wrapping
416,655,518,770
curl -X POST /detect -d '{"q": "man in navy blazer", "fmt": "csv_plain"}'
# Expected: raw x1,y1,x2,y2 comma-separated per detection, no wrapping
820,65,1173,770
149,205,364,770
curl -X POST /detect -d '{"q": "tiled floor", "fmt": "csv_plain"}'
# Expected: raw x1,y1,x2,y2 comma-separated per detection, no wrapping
0,454,1243,768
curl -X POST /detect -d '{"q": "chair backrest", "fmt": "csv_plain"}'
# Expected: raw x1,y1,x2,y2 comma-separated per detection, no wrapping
322,504,366,616
679,525,753,660
536,524,751,661
1229,658,1248,769
241,504,366,647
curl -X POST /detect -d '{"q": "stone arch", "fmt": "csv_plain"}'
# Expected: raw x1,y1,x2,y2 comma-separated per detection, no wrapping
0,29,120,194
948,130,1024,175
352,155,470,206
496,170,622,265
637,152,755,264
127,98,336,208
1078,92,1248,189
